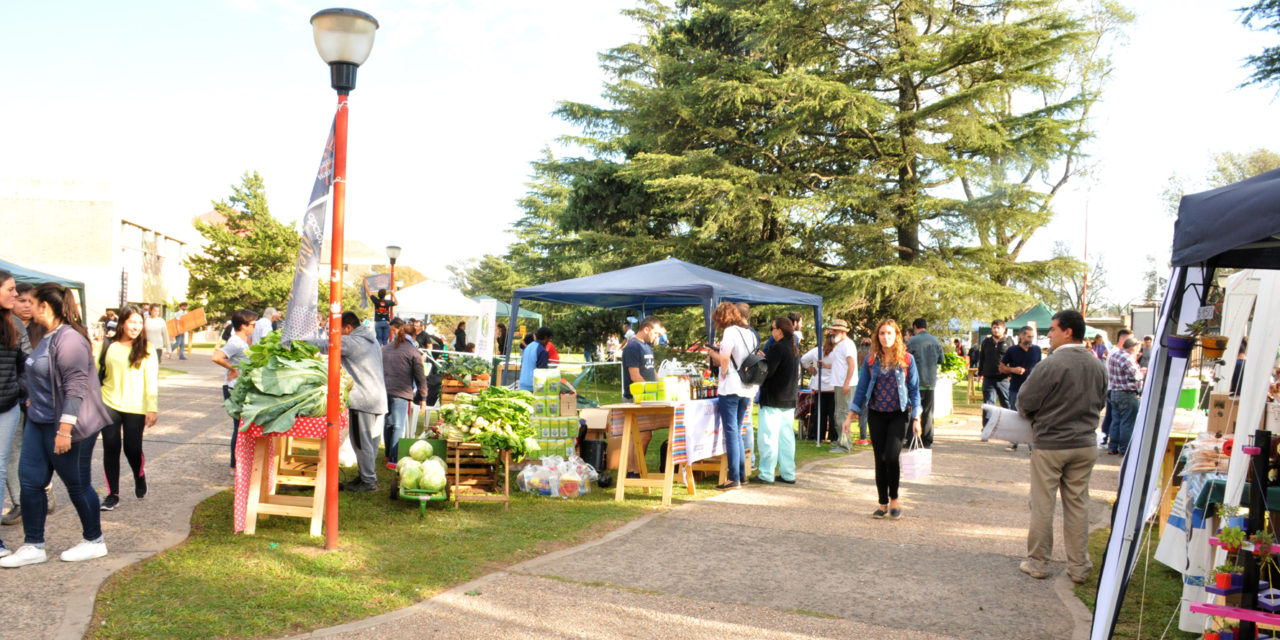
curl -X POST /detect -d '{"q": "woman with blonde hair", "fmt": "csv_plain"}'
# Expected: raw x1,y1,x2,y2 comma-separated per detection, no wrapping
847,318,920,520
707,302,759,490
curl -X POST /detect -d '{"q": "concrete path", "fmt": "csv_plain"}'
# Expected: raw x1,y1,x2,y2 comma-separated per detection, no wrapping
3,354,237,640
296,415,1121,640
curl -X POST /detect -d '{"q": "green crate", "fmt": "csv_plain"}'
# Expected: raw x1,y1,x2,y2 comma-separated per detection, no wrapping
393,438,449,517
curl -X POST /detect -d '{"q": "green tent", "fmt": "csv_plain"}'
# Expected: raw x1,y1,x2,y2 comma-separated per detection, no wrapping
976,303,1054,337
0,259,87,320
472,296,543,325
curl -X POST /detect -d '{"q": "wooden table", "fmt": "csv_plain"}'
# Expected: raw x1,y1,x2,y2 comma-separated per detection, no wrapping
233,414,347,537
967,368,981,403
606,400,751,507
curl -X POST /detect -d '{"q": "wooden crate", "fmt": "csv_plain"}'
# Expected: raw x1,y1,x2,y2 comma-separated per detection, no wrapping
440,377,491,406
445,440,510,510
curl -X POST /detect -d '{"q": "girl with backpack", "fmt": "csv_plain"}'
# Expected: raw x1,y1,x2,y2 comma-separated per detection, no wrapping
847,318,920,520
707,302,760,490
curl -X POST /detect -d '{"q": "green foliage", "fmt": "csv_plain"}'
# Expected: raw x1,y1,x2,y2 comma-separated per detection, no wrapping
1241,0,1280,88
1219,525,1246,550
185,172,300,321
940,352,969,381
223,330,346,434
462,0,1130,333
438,355,491,384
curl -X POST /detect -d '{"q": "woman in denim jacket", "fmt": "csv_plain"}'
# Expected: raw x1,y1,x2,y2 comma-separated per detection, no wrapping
846,319,920,520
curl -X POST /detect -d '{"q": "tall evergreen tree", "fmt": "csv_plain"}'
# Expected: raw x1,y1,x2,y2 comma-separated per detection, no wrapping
471,0,1127,333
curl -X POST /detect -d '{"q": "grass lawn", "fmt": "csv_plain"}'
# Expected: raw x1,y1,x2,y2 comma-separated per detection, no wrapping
1075,527,1198,639
157,367,187,379
91,461,741,640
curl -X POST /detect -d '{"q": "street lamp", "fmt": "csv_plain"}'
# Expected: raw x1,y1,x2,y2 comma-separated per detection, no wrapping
386,245,401,296
312,6,378,551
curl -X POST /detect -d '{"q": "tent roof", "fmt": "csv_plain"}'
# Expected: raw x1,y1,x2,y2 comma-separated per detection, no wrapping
394,280,483,317
472,296,542,323
512,257,822,310
0,259,88,318
1173,167,1280,268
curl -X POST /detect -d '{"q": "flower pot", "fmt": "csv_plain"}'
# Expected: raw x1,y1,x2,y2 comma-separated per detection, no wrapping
1217,572,1235,588
1164,334,1194,359
1205,632,1220,640
1201,335,1228,359
1234,572,1245,587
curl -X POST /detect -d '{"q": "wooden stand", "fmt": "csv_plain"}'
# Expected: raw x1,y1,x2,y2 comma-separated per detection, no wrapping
243,436,329,537
440,377,490,406
446,440,510,510
612,404,690,507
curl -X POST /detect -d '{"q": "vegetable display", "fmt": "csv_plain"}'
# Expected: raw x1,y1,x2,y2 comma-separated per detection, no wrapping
438,386,540,463
224,331,350,434
438,355,491,385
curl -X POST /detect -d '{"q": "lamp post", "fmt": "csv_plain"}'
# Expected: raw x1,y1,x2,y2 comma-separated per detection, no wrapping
312,6,378,551
386,245,401,296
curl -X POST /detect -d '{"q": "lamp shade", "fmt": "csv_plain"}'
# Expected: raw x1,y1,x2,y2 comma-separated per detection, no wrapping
311,8,379,65
386,245,402,260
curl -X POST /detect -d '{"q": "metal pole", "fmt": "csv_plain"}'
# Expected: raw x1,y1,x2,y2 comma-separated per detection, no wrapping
324,92,350,551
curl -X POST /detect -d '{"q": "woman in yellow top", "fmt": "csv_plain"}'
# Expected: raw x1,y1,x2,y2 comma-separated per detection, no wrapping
98,306,158,511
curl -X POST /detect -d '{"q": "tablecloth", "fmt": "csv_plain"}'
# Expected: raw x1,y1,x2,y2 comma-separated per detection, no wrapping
233,414,348,533
606,398,752,466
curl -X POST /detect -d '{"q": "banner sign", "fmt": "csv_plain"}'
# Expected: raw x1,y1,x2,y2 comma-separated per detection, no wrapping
281,118,336,342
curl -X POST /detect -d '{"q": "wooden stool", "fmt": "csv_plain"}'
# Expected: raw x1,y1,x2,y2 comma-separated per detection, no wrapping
243,436,329,537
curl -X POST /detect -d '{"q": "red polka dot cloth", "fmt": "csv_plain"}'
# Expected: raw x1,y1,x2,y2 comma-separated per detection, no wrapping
233,413,349,533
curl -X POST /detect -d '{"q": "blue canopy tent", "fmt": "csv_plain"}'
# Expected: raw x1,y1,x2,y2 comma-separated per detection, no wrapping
504,257,826,439
0,259,87,320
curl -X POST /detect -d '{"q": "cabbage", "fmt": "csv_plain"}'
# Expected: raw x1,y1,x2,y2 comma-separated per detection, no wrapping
421,458,447,478
397,456,415,469
420,470,447,492
409,440,432,462
400,464,423,490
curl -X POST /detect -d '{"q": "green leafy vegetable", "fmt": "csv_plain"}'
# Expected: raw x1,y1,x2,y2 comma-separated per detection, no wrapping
224,330,346,434
439,387,540,462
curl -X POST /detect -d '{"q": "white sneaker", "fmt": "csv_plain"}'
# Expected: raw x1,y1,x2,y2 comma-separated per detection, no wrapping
0,544,48,568
60,540,107,563
0,546,9,558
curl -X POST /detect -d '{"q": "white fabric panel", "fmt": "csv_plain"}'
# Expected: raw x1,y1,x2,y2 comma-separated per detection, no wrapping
1091,266,1197,639
1223,269,1280,505
1212,269,1259,394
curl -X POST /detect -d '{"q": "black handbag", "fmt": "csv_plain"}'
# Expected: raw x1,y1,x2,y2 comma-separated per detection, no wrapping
730,330,769,386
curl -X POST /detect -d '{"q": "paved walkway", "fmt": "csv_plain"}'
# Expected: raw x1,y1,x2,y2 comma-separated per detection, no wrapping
4,354,235,640
295,414,1121,640
9,356,1121,640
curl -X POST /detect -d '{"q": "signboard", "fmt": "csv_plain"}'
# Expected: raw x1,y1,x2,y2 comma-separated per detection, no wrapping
166,308,207,339
473,298,498,360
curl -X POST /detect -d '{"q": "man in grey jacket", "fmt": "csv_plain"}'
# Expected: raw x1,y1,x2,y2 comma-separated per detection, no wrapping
1014,309,1108,584
308,312,387,491
905,318,946,448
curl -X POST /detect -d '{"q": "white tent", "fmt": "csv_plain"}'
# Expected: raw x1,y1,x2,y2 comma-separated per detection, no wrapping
393,280,483,318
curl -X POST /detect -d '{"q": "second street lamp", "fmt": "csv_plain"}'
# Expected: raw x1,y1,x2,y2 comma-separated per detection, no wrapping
312,6,378,551
386,245,401,298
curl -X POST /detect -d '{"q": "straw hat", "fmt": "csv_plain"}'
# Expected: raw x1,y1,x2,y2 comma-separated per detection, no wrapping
829,319,850,332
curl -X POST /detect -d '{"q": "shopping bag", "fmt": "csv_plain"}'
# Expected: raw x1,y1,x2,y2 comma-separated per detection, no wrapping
900,434,931,481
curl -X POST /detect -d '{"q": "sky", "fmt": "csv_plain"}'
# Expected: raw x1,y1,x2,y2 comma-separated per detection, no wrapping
3,0,1279,309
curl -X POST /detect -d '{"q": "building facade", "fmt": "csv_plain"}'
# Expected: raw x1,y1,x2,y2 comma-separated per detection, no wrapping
0,178,191,320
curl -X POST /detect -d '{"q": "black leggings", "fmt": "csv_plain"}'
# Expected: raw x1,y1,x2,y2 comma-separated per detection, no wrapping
102,409,147,496
868,409,909,504
811,391,837,441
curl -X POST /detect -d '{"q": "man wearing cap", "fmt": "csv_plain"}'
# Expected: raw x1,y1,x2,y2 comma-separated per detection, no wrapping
827,319,858,453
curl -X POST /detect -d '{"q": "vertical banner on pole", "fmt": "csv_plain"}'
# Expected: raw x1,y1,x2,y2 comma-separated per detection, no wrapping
281,119,337,342
474,298,498,360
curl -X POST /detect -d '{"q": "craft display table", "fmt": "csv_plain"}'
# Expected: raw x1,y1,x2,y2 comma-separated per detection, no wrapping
605,398,752,507
233,414,348,536
1157,430,1199,535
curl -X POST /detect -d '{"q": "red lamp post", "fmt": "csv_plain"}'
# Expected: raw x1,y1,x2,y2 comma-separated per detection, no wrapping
386,245,401,297
311,7,378,551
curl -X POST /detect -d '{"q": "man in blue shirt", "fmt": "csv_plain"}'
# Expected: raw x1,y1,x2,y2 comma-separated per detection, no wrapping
518,327,553,391
1000,325,1042,451
622,317,662,401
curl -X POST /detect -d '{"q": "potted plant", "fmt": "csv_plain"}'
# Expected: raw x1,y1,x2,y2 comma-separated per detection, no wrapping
1215,563,1244,589
1253,529,1275,557
1201,333,1229,359
1219,503,1247,530
1165,320,1206,359
1219,525,1246,552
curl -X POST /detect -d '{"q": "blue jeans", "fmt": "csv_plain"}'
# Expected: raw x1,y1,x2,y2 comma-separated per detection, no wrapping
20,421,102,545
718,395,750,483
374,320,390,346
175,333,187,359
981,378,1010,426
223,385,239,468
0,405,20,537
1107,391,1141,455
384,396,410,463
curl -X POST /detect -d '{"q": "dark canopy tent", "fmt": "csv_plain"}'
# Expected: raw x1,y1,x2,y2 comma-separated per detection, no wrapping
505,257,826,437
0,259,87,320
1093,167,1280,638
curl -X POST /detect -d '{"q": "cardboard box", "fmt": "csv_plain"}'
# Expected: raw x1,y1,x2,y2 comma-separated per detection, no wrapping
1208,392,1241,435
559,392,577,417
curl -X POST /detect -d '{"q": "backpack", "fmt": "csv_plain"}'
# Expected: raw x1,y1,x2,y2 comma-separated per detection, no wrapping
729,329,769,387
